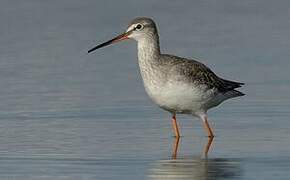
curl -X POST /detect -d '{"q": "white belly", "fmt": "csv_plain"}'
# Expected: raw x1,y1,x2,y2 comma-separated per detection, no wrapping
144,81,217,114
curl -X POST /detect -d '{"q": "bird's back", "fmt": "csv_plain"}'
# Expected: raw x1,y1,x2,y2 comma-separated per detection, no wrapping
160,54,244,95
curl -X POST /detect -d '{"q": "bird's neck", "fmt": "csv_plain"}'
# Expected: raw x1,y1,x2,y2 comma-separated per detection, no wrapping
136,35,164,95
137,35,160,65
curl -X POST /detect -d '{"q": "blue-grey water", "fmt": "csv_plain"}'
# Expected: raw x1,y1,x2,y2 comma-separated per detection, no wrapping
1,0,290,179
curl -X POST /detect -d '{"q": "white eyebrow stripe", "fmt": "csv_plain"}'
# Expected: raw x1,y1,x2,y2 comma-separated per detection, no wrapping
126,25,136,32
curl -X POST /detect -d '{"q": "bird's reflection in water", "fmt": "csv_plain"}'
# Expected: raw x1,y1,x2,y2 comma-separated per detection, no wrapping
148,138,242,180
148,158,242,180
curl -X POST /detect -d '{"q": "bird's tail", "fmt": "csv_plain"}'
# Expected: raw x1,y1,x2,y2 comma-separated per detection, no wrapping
224,90,245,99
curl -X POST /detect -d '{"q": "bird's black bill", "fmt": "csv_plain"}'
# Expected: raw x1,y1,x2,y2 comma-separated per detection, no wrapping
88,30,133,53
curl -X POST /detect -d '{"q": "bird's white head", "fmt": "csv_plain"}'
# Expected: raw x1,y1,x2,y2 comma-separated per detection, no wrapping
88,17,159,53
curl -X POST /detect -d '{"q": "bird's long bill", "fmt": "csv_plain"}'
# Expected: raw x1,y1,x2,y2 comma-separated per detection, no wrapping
88,30,133,53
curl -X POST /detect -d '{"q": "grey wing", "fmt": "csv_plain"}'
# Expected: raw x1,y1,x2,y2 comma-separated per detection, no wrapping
191,62,244,92
166,55,244,92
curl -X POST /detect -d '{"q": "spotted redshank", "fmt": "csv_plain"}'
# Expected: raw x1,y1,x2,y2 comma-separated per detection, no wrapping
88,17,244,139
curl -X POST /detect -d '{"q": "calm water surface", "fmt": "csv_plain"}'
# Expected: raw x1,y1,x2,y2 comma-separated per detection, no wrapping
0,0,290,179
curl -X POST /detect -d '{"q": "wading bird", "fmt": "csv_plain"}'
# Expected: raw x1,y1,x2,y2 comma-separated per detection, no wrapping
88,17,244,141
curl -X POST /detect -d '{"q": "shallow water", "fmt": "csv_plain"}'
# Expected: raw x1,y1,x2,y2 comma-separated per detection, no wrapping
0,0,290,179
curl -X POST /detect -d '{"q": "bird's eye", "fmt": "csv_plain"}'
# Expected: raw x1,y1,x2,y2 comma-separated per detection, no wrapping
135,24,143,30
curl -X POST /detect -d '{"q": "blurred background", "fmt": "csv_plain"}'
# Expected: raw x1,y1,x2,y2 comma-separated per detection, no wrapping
0,0,290,179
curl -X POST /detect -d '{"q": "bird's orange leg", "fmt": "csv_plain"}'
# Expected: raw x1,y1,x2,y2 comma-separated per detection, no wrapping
172,113,180,138
202,116,215,138
203,136,214,157
172,137,180,159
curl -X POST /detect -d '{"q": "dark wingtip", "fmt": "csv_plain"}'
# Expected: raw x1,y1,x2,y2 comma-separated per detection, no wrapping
222,79,245,89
